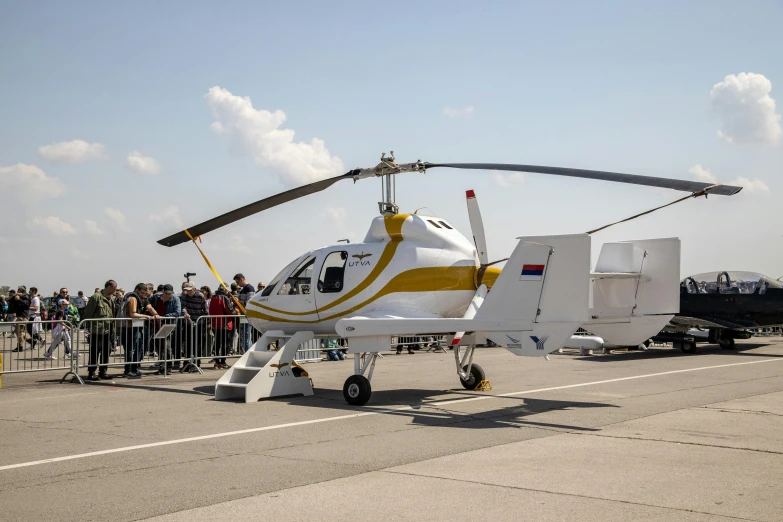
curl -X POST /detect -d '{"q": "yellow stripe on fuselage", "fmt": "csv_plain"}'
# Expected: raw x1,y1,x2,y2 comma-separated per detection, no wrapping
483,266,501,288
252,214,410,317
246,265,477,324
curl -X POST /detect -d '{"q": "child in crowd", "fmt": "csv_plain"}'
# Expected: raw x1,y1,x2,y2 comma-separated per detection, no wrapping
44,310,73,360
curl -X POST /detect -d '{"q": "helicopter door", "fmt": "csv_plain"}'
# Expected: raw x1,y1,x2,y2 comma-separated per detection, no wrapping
313,246,383,319
274,255,318,314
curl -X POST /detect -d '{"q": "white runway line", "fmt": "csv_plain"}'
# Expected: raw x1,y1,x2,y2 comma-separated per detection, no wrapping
1,357,781,472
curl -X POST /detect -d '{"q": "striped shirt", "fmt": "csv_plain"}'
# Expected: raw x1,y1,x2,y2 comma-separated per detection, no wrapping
179,291,208,320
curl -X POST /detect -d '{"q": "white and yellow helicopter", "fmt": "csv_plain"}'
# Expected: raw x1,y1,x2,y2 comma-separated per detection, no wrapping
159,154,740,405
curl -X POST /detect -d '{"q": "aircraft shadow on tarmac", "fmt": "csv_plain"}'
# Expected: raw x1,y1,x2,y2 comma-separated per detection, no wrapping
567,343,781,363
202,386,617,432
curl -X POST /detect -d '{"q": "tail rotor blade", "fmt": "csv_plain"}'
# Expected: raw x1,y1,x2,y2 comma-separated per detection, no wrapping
465,190,489,265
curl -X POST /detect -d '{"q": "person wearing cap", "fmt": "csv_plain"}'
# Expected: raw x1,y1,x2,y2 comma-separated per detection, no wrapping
179,282,208,371
232,273,255,353
44,300,74,360
146,284,182,374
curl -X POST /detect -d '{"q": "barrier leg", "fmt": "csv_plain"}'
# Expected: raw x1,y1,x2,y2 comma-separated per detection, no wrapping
61,345,84,384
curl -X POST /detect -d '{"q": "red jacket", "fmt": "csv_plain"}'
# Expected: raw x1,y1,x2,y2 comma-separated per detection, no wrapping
209,294,234,330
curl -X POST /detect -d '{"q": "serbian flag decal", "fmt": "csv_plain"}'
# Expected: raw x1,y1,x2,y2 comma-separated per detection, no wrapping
520,264,545,280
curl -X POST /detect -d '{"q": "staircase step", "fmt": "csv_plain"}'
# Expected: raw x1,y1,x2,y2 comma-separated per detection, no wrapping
228,367,261,384
229,365,261,371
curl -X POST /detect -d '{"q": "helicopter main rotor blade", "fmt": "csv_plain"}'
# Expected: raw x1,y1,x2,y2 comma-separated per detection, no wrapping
424,163,743,196
157,171,357,247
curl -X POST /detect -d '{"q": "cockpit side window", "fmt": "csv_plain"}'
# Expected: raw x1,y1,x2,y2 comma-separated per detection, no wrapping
278,256,316,295
318,251,348,293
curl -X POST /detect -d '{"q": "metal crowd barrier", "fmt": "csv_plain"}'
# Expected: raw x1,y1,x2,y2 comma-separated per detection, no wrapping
392,335,446,351
0,318,78,380
68,315,328,383
1,314,452,385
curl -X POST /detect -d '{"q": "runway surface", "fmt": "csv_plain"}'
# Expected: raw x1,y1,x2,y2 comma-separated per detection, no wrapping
1,339,782,521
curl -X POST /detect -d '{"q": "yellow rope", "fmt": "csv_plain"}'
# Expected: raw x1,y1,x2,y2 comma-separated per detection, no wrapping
184,229,246,314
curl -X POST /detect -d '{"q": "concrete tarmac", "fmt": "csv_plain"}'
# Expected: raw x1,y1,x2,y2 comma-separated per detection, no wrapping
0,339,782,521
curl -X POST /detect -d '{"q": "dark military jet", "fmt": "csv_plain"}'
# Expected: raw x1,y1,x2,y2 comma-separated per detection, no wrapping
653,271,783,353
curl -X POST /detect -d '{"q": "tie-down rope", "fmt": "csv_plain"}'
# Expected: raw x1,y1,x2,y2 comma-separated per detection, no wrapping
586,184,721,235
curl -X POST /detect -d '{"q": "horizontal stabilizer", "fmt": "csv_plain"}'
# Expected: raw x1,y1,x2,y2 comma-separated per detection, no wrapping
587,238,680,345
500,323,582,357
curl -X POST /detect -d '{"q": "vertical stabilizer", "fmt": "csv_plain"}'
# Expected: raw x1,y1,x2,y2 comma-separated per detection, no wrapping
475,234,590,355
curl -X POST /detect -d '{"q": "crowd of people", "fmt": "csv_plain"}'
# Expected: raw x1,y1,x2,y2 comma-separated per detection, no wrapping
0,275,268,380
1,274,429,379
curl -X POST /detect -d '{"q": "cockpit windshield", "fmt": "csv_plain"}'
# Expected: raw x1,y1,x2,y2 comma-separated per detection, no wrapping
278,256,316,295
260,256,304,297
683,271,783,295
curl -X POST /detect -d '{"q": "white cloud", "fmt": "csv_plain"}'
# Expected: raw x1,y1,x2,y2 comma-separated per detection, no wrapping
37,140,106,164
0,163,65,200
688,164,717,183
228,234,252,254
70,247,90,260
324,206,347,227
28,216,78,236
204,86,344,186
84,219,104,236
710,73,782,145
689,164,770,195
148,205,184,229
104,207,131,231
491,171,525,187
443,106,475,117
730,176,770,194
126,151,162,175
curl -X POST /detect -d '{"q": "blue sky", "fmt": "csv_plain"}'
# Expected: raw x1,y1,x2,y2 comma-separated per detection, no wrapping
1,1,781,294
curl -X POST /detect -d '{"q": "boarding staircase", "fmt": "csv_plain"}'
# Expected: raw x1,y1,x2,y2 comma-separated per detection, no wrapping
215,330,315,403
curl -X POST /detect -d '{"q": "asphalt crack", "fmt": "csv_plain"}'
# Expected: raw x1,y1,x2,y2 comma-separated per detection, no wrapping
380,469,763,522
571,432,783,456
697,406,783,417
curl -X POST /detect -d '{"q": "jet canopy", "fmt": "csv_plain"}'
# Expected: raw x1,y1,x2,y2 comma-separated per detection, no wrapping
682,271,783,295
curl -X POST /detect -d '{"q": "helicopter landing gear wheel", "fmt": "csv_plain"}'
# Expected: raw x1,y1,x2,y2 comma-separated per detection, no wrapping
718,338,736,350
343,375,371,406
679,341,698,354
343,352,378,406
460,363,485,390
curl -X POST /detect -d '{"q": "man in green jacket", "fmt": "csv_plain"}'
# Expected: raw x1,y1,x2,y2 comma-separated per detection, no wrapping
83,280,117,380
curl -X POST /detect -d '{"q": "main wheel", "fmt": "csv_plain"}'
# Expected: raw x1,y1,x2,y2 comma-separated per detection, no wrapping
718,338,736,350
460,363,486,390
343,375,372,406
